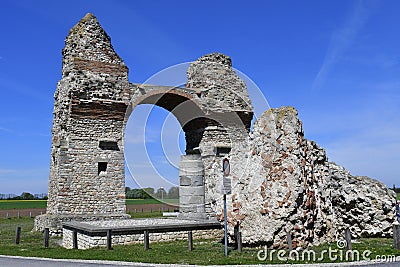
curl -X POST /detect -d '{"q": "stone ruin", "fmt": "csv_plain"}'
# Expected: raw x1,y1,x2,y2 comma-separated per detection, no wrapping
35,13,397,248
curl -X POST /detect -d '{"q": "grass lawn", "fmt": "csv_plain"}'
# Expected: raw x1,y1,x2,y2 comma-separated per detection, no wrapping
0,199,179,210
397,193,400,200
127,211,164,218
0,217,399,265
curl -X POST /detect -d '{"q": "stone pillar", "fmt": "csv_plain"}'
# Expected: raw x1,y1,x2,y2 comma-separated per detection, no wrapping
179,154,207,220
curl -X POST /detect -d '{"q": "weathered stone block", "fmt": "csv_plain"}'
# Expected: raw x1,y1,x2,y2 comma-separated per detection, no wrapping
179,186,205,197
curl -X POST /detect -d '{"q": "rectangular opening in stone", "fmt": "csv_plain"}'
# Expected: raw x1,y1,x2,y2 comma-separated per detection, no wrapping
98,162,108,175
99,141,119,151
216,146,231,156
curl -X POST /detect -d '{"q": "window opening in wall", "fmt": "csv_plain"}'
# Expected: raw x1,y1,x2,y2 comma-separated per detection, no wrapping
98,162,108,175
216,146,231,156
99,141,119,151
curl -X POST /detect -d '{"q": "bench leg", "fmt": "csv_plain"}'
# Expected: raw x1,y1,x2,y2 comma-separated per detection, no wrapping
73,230,78,249
188,231,193,251
144,230,149,250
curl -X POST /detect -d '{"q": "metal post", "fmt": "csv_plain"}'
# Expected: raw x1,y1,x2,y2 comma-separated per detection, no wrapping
234,224,242,252
394,224,400,250
107,229,112,250
188,231,193,251
345,228,352,251
161,187,164,213
234,224,238,249
222,158,231,257
224,194,228,256
44,228,49,248
15,226,21,244
144,230,149,250
237,232,242,253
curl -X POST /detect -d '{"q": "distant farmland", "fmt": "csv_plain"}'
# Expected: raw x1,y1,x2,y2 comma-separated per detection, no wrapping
0,200,47,210
0,199,178,210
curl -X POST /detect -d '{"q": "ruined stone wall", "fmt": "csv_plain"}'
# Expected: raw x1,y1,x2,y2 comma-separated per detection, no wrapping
329,162,395,238
211,107,395,248
223,107,332,247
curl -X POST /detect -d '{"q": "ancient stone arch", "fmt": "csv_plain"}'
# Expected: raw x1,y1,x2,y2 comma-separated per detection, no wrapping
35,13,253,232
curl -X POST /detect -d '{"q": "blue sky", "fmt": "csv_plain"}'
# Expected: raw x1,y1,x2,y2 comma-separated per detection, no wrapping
0,0,399,194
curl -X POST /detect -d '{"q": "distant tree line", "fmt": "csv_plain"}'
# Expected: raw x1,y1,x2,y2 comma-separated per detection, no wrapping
1,187,180,200
125,186,178,199
393,185,400,193
0,192,48,200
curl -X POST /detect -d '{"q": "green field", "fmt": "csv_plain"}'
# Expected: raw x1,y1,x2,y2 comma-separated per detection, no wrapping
0,217,399,265
0,200,47,210
125,198,178,205
127,211,164,218
0,199,178,210
397,193,400,200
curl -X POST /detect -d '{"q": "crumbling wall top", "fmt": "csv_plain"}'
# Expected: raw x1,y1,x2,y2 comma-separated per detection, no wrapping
62,13,126,77
186,52,253,113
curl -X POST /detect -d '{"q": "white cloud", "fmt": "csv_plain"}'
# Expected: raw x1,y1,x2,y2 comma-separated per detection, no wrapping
0,125,50,137
312,1,375,91
0,126,14,133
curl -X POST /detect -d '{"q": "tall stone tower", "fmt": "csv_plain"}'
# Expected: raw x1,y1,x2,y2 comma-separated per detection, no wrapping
35,13,131,233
